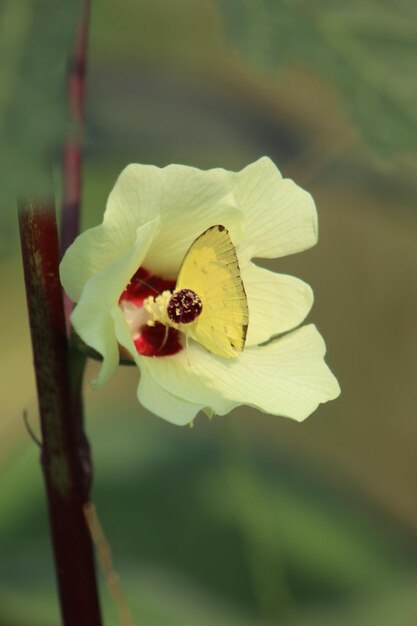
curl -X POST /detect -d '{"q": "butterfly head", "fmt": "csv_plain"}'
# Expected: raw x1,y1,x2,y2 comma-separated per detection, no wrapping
167,289,203,324
143,287,203,330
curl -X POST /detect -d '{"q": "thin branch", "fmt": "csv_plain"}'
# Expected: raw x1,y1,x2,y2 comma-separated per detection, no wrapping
84,503,134,626
22,410,42,448
61,0,91,332
18,202,102,626
61,0,91,256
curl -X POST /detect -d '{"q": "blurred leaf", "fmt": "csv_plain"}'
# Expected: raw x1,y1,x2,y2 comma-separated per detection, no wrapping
0,569,274,626
1,402,417,625
216,0,417,155
90,0,224,66
203,461,411,598
0,0,82,205
201,447,417,624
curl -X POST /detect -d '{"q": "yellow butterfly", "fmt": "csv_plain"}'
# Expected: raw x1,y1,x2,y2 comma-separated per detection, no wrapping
167,225,249,358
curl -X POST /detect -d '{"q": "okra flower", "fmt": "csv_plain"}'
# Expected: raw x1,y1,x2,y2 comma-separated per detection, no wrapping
60,157,340,425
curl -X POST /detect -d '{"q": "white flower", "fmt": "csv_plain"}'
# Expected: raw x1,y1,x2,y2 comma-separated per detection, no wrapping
60,157,340,425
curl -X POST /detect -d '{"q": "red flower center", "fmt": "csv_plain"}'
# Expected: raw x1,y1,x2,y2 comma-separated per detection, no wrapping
119,267,182,357
120,267,175,307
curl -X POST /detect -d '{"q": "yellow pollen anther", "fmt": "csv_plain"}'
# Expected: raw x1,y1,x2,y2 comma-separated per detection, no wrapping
143,291,173,326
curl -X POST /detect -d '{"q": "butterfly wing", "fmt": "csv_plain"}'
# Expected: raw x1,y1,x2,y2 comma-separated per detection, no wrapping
176,225,248,358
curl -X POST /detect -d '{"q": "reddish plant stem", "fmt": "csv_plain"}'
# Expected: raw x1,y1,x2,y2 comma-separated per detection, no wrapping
19,202,102,626
61,0,91,329
61,0,90,253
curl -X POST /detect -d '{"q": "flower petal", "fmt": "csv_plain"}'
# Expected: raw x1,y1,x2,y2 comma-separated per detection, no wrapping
71,220,158,388
137,366,205,425
229,156,318,261
60,223,131,303
242,262,314,346
144,324,340,422
106,163,242,278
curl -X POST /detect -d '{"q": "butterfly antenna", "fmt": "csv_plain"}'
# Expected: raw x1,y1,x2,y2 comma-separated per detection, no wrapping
158,324,169,353
133,275,160,296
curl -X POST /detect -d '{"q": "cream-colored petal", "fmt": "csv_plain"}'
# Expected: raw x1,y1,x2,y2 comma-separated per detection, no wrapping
146,325,340,422
60,223,131,303
242,262,314,346
71,220,158,388
141,346,238,418
106,163,242,278
137,366,205,425
229,156,318,261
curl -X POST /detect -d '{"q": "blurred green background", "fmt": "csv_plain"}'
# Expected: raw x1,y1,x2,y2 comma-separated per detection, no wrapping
1,1,417,625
